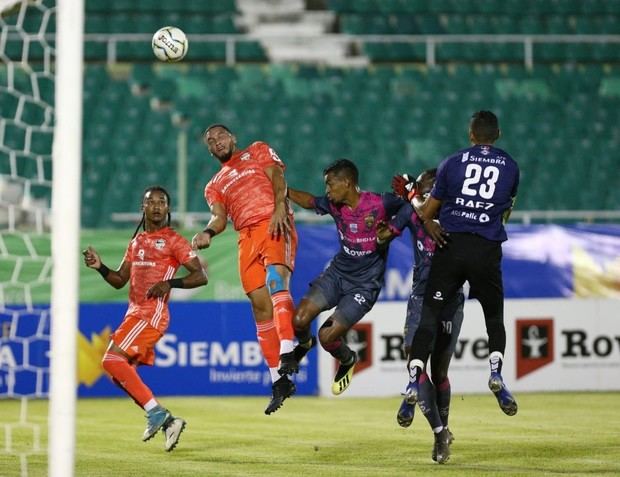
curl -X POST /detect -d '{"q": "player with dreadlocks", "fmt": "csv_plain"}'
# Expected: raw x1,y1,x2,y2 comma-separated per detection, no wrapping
83,186,207,452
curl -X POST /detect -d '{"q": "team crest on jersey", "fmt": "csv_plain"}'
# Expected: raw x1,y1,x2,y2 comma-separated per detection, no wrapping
480,145,490,155
349,223,358,233
364,213,376,230
155,239,166,250
240,152,251,161
138,249,145,260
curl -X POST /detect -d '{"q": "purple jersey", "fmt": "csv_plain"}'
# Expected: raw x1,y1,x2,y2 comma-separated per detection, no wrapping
391,209,436,295
312,191,411,284
432,144,519,241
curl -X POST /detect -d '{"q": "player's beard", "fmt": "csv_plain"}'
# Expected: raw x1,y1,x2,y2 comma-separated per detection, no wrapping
216,147,234,163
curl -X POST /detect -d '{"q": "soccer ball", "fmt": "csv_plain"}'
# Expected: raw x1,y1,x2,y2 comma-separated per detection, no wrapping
152,26,188,62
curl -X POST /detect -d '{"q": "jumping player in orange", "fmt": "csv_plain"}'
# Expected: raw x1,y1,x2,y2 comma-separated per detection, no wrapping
83,186,207,451
192,124,298,415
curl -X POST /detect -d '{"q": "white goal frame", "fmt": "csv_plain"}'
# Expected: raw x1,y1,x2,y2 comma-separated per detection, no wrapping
48,1,83,476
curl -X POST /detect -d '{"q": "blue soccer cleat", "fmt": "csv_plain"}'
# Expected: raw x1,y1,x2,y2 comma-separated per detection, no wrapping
142,406,172,442
396,382,418,427
396,399,415,428
488,372,518,416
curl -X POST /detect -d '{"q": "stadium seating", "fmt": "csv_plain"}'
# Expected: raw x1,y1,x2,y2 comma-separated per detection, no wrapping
330,0,620,62
77,62,620,226
82,0,267,62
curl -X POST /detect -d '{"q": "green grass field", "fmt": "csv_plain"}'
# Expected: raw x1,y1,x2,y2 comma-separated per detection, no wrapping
1,393,619,477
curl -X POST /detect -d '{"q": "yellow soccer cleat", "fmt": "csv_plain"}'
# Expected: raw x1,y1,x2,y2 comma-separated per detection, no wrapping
331,354,357,395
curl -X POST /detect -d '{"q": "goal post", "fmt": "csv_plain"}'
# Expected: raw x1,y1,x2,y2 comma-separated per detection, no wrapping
48,0,83,476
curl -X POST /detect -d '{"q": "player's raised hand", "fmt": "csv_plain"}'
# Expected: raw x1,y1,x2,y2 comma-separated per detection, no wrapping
268,204,290,237
82,246,101,269
191,231,212,250
391,174,417,201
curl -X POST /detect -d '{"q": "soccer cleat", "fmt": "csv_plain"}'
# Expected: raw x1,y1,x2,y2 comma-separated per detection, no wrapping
278,337,317,376
142,406,172,442
403,380,419,406
277,351,298,376
396,381,418,427
432,427,455,462
163,417,186,452
432,427,451,464
396,398,415,428
265,375,296,415
488,372,518,416
331,353,357,395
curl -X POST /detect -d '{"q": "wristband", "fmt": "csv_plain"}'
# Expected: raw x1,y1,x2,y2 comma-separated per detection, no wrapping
97,264,110,278
167,278,184,289
204,227,217,238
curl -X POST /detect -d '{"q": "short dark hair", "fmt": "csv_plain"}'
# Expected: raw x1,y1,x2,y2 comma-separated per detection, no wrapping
470,111,499,143
323,158,359,185
203,123,233,138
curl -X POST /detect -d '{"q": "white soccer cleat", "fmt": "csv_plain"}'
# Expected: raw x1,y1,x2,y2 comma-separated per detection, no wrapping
163,417,186,452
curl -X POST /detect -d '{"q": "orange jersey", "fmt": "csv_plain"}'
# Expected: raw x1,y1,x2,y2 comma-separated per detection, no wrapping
122,227,196,332
205,141,293,230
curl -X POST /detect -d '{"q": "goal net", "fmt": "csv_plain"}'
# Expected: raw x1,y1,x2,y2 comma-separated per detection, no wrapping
1,1,81,475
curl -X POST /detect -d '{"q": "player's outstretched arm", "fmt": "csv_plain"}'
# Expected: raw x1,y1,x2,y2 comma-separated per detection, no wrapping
192,202,227,249
287,187,315,209
82,245,130,289
146,257,207,298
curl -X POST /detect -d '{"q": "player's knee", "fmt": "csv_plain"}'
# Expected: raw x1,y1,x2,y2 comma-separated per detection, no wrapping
265,265,287,295
101,351,124,375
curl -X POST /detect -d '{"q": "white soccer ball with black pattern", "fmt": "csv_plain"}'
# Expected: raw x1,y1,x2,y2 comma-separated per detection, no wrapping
152,26,188,62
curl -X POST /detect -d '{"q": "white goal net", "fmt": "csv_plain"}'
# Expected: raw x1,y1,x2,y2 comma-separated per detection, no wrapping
1,0,55,474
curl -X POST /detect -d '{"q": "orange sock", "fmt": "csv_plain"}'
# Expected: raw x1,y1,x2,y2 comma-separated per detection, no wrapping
256,319,280,368
102,352,154,408
271,291,295,341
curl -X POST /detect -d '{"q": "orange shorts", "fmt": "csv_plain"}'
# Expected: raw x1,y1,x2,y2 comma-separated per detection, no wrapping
238,218,298,294
111,314,162,366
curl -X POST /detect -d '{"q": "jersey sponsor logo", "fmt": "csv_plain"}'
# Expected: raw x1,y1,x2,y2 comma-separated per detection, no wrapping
516,318,554,379
134,261,156,267
155,239,166,250
451,210,478,220
342,245,372,257
466,155,506,166
221,168,260,194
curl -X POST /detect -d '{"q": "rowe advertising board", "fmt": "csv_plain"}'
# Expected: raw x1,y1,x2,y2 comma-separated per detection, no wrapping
318,298,620,397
